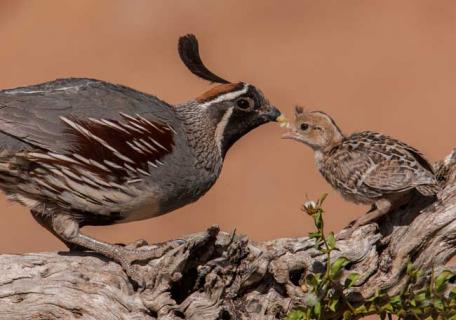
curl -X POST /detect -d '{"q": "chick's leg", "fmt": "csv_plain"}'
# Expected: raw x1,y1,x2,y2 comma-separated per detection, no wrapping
338,199,392,239
352,198,392,229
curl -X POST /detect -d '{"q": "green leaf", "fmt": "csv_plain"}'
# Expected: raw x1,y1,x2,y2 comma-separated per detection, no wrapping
306,273,321,287
450,287,456,299
367,303,377,313
314,212,323,229
382,302,393,312
354,304,367,314
389,295,401,305
435,270,454,292
415,292,427,302
285,310,305,320
406,262,415,274
308,231,321,239
328,298,338,312
343,311,352,320
327,232,336,250
344,272,360,288
317,193,328,206
313,301,321,317
433,298,444,311
330,256,349,276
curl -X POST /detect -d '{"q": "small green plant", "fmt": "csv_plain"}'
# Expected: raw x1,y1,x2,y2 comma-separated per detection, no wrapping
285,195,456,320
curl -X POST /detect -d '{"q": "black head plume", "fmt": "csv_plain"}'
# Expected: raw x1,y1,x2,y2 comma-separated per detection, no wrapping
178,34,230,84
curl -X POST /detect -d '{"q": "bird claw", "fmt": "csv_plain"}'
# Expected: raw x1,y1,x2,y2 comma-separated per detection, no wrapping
116,245,168,289
122,263,148,290
121,239,185,265
112,240,188,288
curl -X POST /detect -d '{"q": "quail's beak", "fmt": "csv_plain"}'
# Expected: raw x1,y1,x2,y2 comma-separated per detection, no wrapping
276,114,289,128
262,105,289,127
261,105,285,123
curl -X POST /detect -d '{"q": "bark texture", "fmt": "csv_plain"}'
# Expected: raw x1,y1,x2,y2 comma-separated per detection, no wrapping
0,149,455,320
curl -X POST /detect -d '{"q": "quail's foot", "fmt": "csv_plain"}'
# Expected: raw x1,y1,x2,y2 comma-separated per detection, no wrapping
114,244,175,288
122,239,188,264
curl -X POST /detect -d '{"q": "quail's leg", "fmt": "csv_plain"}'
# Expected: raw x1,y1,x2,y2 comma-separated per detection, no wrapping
351,199,392,229
338,199,392,239
31,209,85,252
40,212,173,285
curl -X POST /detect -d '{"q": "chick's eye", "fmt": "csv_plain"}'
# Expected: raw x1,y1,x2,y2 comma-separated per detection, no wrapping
300,123,309,131
236,98,251,109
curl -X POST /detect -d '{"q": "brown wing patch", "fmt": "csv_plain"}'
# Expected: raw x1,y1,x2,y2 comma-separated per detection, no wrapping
24,114,175,194
196,82,244,103
59,114,175,176
17,114,175,186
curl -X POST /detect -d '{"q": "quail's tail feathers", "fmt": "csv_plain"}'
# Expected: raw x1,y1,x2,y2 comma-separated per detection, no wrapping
416,183,440,196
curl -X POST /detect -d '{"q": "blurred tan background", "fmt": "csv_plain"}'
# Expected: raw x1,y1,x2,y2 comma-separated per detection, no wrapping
0,0,455,258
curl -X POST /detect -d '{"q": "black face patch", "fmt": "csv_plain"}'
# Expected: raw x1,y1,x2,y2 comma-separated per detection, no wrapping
219,109,269,157
201,83,278,157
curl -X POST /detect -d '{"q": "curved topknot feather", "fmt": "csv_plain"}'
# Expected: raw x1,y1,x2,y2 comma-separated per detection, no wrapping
178,34,230,84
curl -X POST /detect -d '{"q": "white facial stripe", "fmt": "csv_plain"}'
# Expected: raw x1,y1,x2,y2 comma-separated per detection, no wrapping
200,84,249,109
214,107,234,153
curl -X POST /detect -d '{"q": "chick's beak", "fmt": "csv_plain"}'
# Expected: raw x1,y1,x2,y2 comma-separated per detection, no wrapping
282,130,301,141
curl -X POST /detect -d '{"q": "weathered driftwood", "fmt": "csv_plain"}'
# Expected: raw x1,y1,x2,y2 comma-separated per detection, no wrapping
0,149,455,320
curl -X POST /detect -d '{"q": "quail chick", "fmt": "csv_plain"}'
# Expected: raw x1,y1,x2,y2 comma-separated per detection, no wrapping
0,34,284,283
283,107,439,233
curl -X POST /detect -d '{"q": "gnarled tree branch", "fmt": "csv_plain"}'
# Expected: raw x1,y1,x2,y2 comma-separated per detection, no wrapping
0,149,455,320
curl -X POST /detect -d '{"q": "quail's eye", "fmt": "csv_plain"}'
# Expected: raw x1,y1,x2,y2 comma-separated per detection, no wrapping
300,123,309,131
236,98,252,109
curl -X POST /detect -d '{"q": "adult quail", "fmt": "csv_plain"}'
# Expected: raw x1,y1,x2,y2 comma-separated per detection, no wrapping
0,34,285,281
283,107,439,233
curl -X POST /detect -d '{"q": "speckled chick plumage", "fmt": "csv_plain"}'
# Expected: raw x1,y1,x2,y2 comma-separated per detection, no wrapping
317,130,439,204
284,107,439,216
